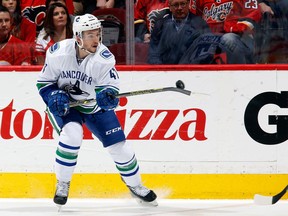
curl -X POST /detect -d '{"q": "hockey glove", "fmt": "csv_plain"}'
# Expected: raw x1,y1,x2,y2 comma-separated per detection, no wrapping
96,88,119,110
48,90,70,116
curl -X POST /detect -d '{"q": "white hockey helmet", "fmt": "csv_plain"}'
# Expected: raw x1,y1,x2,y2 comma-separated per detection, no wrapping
73,14,102,38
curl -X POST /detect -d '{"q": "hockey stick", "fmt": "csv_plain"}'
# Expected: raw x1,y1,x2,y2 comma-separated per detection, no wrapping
69,80,191,107
254,185,288,205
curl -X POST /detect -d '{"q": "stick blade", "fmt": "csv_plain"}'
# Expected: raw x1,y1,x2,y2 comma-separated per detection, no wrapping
254,185,288,205
254,194,274,205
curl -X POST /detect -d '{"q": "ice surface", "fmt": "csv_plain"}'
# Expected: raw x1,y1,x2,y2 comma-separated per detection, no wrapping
0,199,287,216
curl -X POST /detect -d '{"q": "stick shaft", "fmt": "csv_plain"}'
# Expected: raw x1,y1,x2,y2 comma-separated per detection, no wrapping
272,185,288,204
69,87,191,107
116,87,191,97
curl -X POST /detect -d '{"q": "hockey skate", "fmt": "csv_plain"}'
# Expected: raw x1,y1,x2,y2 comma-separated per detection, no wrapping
128,184,158,206
53,180,70,211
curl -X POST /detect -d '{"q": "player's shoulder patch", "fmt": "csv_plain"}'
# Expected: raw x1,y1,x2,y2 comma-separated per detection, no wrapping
100,49,113,59
49,42,60,53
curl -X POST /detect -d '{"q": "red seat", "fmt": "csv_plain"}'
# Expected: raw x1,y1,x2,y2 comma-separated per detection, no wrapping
92,8,126,46
109,43,149,65
92,8,126,25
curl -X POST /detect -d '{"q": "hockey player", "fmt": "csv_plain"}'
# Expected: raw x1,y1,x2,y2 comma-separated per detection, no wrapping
191,0,262,63
36,14,157,207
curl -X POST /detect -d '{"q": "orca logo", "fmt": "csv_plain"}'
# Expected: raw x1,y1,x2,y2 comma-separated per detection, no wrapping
64,80,89,97
244,91,288,145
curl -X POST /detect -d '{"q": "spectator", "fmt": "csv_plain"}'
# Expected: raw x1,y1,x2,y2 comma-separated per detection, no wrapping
46,0,75,22
1,0,36,43
35,3,73,65
0,5,31,65
1,0,36,64
46,0,66,8
191,0,262,64
134,0,170,43
148,0,211,64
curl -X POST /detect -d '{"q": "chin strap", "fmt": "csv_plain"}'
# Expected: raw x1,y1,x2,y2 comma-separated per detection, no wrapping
80,47,94,55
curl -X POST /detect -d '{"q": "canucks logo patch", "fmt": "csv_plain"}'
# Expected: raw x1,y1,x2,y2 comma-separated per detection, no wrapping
49,42,60,53
100,49,112,59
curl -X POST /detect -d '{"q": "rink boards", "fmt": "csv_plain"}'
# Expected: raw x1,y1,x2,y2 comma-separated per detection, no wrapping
1,65,288,198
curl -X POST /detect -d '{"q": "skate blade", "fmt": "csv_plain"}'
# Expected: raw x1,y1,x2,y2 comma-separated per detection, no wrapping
56,204,63,212
135,198,158,207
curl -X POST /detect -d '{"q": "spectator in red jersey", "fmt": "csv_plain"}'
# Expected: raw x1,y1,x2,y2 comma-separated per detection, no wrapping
191,0,262,64
1,0,36,64
1,0,36,43
0,5,31,65
34,3,73,64
134,0,170,43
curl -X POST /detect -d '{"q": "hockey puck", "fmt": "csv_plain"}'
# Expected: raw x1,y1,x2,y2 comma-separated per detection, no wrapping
176,80,185,89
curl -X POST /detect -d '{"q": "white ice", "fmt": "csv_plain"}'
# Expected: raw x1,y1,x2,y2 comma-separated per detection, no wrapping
0,198,287,216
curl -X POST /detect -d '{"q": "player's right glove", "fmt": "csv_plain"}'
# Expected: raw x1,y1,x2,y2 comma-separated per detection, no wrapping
96,88,119,110
48,90,70,116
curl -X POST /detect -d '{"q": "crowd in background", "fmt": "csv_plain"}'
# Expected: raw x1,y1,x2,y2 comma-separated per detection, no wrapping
0,0,287,65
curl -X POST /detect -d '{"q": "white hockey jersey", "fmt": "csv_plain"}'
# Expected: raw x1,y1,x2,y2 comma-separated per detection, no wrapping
37,39,120,114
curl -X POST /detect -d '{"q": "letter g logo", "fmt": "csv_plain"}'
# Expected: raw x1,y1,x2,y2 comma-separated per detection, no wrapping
244,91,288,145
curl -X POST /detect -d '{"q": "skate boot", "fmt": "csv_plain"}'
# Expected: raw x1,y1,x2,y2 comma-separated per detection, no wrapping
53,180,70,208
128,184,158,206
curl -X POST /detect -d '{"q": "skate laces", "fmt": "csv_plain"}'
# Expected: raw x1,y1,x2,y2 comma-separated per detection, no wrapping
130,185,150,197
56,181,70,197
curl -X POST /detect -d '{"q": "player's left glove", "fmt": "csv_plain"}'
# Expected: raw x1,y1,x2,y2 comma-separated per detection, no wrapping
96,88,119,110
